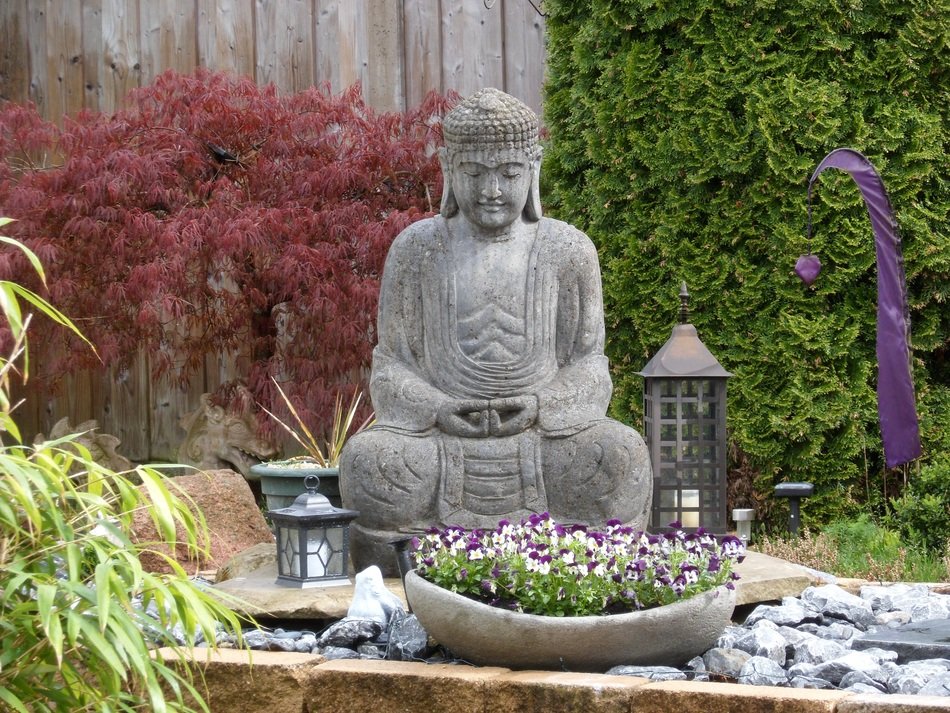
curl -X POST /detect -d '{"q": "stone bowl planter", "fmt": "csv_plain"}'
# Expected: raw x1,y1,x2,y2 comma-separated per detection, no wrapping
249,462,341,510
404,569,736,672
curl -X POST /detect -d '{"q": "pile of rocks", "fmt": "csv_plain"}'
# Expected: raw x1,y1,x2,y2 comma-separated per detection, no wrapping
610,582,950,696
212,613,433,662
207,580,950,697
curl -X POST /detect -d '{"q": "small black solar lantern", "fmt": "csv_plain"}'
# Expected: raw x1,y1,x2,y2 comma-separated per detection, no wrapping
268,475,359,588
638,283,732,532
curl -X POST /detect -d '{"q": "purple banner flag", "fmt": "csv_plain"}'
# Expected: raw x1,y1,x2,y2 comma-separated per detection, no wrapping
803,148,921,468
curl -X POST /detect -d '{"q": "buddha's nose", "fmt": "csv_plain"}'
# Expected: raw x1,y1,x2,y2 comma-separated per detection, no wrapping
482,175,502,199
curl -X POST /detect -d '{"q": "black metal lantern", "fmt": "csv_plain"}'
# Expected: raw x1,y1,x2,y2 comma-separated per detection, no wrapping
267,475,359,588
638,283,731,532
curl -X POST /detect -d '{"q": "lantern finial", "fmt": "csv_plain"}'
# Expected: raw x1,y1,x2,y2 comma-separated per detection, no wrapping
678,282,690,324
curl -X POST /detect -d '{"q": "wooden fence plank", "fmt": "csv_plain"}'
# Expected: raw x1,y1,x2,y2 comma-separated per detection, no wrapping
27,0,50,118
403,0,442,109
0,0,31,105
365,0,403,111
81,0,105,112
197,0,256,78
149,368,207,463
335,0,368,93
101,0,142,114
314,0,348,93
140,0,198,85
502,0,545,114
442,0,504,97
97,356,151,462
44,0,85,121
254,0,278,86
261,0,314,93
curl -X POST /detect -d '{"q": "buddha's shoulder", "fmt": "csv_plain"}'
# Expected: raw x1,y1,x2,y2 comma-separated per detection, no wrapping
539,217,598,255
389,216,446,255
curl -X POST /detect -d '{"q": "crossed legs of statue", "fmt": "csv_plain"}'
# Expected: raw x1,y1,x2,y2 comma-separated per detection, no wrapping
340,421,652,574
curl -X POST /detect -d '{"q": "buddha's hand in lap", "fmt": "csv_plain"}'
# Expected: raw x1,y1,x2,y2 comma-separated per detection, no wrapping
487,394,539,437
437,399,492,437
436,395,538,438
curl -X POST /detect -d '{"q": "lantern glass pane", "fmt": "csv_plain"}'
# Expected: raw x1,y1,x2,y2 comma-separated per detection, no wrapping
661,423,677,441
661,381,677,397
659,510,679,526
301,525,348,579
660,445,675,461
682,467,699,485
660,489,678,508
304,526,332,578
325,526,346,577
700,400,715,418
660,401,677,419
277,526,300,577
703,509,724,527
682,401,698,418
702,445,717,462
681,443,700,460
703,423,717,440
681,423,701,441
682,380,698,397
680,489,700,527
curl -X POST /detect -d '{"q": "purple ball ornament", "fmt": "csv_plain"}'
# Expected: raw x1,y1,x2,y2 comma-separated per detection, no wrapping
795,253,821,286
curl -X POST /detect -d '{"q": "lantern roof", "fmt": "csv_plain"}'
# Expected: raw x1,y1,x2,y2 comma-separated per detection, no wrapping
267,475,359,525
637,283,732,379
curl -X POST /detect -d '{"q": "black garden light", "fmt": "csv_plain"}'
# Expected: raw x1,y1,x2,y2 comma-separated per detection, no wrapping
268,475,359,588
639,283,731,533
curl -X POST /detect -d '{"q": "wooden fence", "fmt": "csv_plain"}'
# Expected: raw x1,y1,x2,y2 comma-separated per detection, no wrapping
0,0,546,116
1,0,547,461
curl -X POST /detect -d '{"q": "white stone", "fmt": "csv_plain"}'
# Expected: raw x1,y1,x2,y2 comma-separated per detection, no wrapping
347,565,406,625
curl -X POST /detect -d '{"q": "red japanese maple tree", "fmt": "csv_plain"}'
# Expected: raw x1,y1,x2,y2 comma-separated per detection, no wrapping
0,70,451,437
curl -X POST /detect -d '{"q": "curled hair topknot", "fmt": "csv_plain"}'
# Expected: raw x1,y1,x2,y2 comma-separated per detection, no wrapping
443,88,540,156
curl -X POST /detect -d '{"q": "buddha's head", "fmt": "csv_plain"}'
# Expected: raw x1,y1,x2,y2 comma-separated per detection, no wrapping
440,88,542,229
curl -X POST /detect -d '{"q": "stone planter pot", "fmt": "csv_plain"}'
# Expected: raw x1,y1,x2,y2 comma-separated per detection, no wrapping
249,461,341,510
404,570,735,672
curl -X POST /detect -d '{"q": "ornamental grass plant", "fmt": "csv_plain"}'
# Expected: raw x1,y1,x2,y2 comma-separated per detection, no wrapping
0,221,246,712
412,513,744,617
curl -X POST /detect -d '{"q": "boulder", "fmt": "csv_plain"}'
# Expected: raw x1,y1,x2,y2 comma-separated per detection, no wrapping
131,469,273,574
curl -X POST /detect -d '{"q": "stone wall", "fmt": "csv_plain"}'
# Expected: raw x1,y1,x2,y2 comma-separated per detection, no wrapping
155,649,950,713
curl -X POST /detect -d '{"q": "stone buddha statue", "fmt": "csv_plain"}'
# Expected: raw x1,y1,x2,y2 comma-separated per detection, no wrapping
340,88,652,572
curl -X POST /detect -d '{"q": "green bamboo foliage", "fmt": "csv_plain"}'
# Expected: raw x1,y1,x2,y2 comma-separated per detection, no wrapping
543,0,949,524
0,222,247,712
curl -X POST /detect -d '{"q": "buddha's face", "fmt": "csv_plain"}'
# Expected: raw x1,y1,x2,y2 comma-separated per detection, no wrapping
449,149,534,232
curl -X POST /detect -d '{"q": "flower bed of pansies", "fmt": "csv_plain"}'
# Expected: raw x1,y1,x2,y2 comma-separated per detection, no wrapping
411,513,745,617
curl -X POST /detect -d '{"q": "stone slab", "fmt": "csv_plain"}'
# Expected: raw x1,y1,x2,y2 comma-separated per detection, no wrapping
154,647,324,713
212,545,812,620
854,619,950,664
212,551,407,620
636,679,851,713
733,550,818,606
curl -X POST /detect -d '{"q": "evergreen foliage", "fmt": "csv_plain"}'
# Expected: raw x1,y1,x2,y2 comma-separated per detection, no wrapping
0,70,450,438
543,0,949,524
888,454,950,553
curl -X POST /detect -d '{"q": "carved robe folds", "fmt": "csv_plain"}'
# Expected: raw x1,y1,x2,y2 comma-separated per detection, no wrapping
340,216,652,573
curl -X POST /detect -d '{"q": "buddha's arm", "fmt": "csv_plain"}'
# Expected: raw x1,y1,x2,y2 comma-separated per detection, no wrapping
535,230,614,432
369,228,450,431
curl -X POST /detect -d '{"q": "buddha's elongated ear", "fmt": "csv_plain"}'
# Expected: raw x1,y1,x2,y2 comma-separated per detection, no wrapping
439,148,459,218
523,155,542,221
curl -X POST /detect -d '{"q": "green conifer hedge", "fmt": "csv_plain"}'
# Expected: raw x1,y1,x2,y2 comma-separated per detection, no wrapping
543,0,949,525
